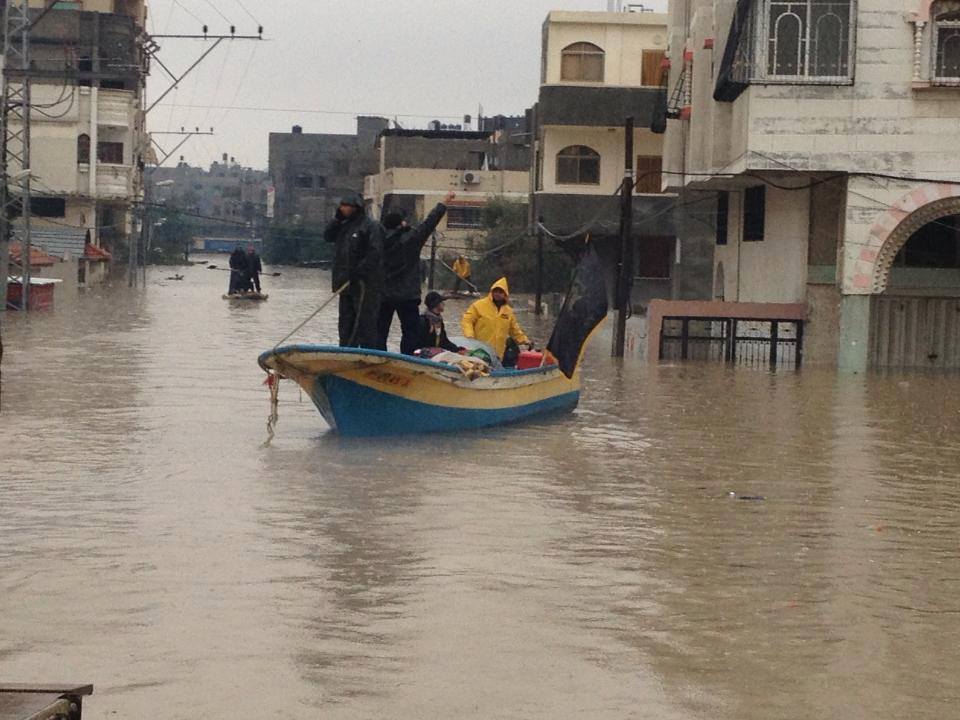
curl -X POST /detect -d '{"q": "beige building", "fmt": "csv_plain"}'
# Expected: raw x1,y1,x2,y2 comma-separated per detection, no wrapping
4,0,149,300
664,0,960,370
364,127,530,248
532,9,713,305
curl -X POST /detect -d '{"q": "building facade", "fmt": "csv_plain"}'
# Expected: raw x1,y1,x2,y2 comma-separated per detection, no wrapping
3,0,150,296
532,9,714,307
664,0,960,370
268,117,388,227
364,126,530,247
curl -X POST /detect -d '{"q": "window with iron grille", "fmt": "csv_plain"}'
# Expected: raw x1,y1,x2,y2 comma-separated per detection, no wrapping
556,145,600,185
97,141,124,164
447,206,484,229
560,42,605,82
934,1,960,81
763,0,854,81
293,174,313,189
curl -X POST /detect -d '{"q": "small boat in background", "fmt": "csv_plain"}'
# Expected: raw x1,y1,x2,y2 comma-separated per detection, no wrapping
224,291,269,301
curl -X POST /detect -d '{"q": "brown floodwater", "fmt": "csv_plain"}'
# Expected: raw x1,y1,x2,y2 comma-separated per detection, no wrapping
1,259,959,719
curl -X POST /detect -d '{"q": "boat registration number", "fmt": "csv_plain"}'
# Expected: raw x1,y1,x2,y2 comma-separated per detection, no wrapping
364,369,413,388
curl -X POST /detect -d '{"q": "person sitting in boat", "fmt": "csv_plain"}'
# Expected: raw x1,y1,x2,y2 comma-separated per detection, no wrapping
324,192,383,348
461,277,532,366
246,244,263,294
228,245,249,295
377,191,455,354
417,291,463,354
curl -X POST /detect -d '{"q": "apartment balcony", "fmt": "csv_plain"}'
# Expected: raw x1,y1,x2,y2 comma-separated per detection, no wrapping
97,164,133,198
98,89,134,128
537,85,663,129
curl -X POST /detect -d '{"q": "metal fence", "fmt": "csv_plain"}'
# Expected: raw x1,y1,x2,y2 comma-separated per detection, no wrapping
659,317,804,369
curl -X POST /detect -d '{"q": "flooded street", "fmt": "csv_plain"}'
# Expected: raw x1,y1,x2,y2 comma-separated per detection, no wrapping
2,259,960,719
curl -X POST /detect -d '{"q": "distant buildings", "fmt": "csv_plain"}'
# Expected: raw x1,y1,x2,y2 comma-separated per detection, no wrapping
268,117,388,227
364,124,530,247
3,0,151,308
531,9,713,306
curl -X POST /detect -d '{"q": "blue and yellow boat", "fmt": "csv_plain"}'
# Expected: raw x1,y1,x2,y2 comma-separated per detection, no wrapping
257,345,580,437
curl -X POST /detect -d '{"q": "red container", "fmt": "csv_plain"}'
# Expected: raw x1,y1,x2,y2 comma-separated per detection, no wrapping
517,350,543,370
6,281,55,311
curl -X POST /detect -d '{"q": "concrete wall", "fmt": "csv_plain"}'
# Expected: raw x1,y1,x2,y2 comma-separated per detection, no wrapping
714,186,809,303
543,11,668,87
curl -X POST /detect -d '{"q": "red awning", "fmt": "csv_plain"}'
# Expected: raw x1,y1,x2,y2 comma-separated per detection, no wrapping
8,242,57,268
84,243,112,261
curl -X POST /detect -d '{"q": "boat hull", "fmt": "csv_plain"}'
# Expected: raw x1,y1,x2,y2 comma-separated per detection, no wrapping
258,345,580,437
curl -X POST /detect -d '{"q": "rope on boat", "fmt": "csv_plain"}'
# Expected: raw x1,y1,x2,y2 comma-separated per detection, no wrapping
262,371,281,447
272,281,350,351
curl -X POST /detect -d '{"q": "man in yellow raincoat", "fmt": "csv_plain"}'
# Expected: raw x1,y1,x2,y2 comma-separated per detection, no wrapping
461,277,532,361
452,255,471,294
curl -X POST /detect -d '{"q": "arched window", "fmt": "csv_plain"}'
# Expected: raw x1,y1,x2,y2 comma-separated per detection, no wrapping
556,145,600,185
934,1,960,80
77,133,90,164
560,42,605,82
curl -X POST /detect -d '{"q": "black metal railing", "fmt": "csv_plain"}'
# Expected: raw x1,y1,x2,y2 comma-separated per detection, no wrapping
659,317,804,369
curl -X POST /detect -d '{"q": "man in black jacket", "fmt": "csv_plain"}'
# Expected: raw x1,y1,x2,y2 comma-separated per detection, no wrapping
377,190,455,353
228,245,248,295
246,244,263,293
324,192,383,348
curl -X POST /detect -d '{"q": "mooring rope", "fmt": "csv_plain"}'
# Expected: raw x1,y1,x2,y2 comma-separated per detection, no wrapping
262,371,281,448
272,281,350,351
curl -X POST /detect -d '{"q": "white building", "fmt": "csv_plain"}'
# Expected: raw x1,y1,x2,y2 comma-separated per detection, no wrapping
532,9,714,306
664,0,960,370
4,0,149,295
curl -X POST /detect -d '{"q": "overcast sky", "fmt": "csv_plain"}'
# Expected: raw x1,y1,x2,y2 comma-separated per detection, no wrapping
145,0,666,171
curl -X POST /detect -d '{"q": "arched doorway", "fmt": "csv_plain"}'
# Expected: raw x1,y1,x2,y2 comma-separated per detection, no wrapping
869,199,960,368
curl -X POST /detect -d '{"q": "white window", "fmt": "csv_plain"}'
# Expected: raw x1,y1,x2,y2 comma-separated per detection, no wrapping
760,0,855,82
560,42,605,82
933,1,960,81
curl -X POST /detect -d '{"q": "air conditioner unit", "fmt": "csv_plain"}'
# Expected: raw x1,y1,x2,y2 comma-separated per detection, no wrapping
462,171,481,185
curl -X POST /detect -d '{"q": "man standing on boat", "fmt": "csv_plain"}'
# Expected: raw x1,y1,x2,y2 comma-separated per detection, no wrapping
246,244,263,294
228,244,248,295
461,277,532,363
377,191,455,354
324,192,383,348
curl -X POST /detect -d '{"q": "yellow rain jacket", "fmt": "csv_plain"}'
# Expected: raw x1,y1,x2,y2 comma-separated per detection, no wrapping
461,277,530,359
452,256,471,279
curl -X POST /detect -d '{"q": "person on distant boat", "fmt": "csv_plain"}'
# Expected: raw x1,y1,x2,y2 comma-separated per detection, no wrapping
228,245,248,295
378,191,455,354
324,192,383,348
416,291,463,354
461,277,532,365
246,244,263,294
452,255,471,294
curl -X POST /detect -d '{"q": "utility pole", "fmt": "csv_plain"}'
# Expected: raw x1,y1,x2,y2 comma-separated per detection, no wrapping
1,0,33,313
428,232,437,290
535,219,544,316
612,116,634,358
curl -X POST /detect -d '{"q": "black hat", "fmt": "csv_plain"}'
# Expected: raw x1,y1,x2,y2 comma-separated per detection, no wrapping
424,291,446,310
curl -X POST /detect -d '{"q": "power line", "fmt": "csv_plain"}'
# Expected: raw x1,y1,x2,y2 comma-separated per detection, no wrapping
200,0,232,25
152,102,467,120
232,0,261,25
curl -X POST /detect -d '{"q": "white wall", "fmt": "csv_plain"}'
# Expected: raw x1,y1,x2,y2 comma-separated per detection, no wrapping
539,126,664,195
715,186,809,303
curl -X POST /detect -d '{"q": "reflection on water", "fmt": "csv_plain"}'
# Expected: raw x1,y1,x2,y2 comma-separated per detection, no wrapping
1,258,959,718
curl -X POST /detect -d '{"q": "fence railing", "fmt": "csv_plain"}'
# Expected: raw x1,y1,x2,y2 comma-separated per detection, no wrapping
647,300,807,370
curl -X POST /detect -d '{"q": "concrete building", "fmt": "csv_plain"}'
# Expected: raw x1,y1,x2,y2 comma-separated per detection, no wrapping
364,125,530,247
663,0,960,370
3,0,150,291
268,117,388,227
532,9,714,307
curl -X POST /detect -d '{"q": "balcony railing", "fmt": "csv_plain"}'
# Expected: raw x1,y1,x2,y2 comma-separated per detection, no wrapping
97,164,132,198
98,89,133,128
